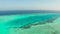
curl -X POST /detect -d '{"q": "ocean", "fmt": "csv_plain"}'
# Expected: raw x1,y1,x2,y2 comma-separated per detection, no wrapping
0,10,60,34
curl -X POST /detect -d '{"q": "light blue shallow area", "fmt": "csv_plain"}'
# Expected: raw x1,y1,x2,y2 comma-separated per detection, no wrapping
0,13,60,34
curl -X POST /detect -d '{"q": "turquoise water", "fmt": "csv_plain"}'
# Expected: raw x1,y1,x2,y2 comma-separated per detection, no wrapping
6,14,58,27
0,13,58,27
0,13,60,34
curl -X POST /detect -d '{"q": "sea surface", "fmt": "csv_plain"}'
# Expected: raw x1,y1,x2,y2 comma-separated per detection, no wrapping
0,10,60,34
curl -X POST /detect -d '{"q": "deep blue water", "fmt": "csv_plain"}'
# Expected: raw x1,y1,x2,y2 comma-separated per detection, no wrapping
0,10,60,15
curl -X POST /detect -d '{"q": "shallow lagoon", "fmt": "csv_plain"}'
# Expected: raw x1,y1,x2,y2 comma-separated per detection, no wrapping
0,13,60,34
